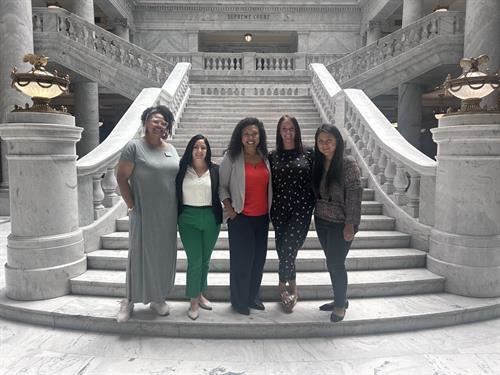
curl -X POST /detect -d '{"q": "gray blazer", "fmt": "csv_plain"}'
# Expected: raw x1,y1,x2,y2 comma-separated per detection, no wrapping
219,151,272,219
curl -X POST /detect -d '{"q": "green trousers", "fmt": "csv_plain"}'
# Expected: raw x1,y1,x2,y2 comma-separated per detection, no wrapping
178,205,221,298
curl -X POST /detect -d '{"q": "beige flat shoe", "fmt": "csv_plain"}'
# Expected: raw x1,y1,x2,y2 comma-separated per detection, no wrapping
187,308,199,320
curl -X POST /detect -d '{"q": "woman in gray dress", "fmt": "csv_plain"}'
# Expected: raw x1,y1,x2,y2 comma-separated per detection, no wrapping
116,105,179,322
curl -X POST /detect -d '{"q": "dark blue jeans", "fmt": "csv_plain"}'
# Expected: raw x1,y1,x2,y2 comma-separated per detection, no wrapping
227,214,269,310
314,216,353,308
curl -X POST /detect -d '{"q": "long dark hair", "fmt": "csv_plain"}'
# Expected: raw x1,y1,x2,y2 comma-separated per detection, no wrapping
275,115,305,154
141,105,174,138
178,134,213,182
226,117,268,160
312,124,345,194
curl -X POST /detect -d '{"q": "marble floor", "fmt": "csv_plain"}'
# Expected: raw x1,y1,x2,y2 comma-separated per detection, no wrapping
0,219,499,375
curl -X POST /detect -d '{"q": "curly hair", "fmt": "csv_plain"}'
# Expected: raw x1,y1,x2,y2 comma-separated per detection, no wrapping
226,117,268,160
141,105,174,138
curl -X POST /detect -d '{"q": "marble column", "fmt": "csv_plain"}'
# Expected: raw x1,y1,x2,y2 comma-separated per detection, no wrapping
398,0,424,148
402,0,423,27
464,0,500,109
68,0,100,157
397,82,422,148
366,21,382,45
0,112,86,300
0,0,34,214
428,113,500,297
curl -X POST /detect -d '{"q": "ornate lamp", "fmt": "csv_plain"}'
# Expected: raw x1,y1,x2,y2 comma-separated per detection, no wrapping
11,53,70,114
443,55,499,113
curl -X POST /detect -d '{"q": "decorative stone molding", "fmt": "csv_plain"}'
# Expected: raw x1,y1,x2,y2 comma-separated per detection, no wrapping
327,11,465,85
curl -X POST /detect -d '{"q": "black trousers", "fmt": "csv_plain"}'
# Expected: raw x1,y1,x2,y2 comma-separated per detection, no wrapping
227,214,269,309
314,216,353,308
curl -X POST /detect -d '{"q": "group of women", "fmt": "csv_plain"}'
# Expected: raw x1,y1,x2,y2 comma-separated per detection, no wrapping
116,105,362,324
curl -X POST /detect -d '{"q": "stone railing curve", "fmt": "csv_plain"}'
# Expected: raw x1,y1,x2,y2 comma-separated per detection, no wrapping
327,11,465,84
32,7,174,85
76,63,191,228
310,64,436,249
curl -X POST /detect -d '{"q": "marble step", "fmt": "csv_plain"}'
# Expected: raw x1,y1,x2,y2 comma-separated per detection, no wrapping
187,96,314,104
185,106,318,112
170,137,319,146
3,292,497,339
173,128,321,135
87,248,427,272
70,268,444,299
115,212,391,233
101,230,409,251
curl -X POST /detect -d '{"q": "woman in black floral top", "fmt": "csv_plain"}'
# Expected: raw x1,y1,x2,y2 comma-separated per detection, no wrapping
269,115,315,313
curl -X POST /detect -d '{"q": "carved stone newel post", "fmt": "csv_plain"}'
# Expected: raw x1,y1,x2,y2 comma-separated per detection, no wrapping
0,112,86,300
428,113,500,297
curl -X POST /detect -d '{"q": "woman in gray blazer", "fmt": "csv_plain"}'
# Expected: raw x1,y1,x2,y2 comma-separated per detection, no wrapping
219,117,272,315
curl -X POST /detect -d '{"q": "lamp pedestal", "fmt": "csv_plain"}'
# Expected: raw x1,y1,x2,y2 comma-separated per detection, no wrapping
429,113,500,297
0,112,86,300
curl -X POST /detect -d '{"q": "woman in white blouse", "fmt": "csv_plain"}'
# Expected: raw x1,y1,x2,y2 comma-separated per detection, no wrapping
176,134,223,320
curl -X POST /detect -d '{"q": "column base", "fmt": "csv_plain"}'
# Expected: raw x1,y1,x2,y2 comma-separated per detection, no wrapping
5,256,87,300
429,228,500,297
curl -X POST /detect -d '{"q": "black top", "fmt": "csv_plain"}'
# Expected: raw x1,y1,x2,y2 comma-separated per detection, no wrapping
269,148,315,220
175,164,223,224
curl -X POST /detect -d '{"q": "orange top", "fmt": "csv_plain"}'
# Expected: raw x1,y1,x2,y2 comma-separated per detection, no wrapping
242,161,269,216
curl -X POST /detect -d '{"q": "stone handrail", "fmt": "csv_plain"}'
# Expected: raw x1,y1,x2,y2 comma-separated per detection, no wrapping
32,7,174,85
310,64,436,226
327,11,465,84
76,63,191,226
306,53,346,67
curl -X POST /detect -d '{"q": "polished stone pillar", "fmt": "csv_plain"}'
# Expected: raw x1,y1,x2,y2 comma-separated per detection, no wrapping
398,0,424,148
402,0,423,27
398,83,422,148
366,21,382,45
0,112,86,300
464,0,500,109
0,0,34,214
74,81,100,156
68,0,100,157
428,113,500,297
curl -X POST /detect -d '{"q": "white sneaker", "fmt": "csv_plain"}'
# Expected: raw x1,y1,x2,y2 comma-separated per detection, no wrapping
150,301,170,316
117,299,133,322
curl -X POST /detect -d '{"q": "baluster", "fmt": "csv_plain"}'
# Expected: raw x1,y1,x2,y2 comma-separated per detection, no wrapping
406,171,421,217
266,58,271,70
377,153,387,184
382,156,395,194
365,136,374,166
93,173,106,219
371,145,381,175
356,124,365,150
102,167,120,207
362,128,371,159
429,18,438,36
393,163,409,205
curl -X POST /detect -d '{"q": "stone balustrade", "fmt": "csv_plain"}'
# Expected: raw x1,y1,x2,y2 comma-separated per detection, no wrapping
255,54,295,71
327,11,465,84
32,7,174,85
310,64,436,229
306,54,346,67
76,63,191,227
203,53,244,70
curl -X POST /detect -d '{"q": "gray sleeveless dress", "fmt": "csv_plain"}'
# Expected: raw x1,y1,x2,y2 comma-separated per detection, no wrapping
120,138,179,303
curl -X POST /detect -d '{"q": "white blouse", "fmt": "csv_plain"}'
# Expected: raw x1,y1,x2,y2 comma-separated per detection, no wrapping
182,166,212,206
